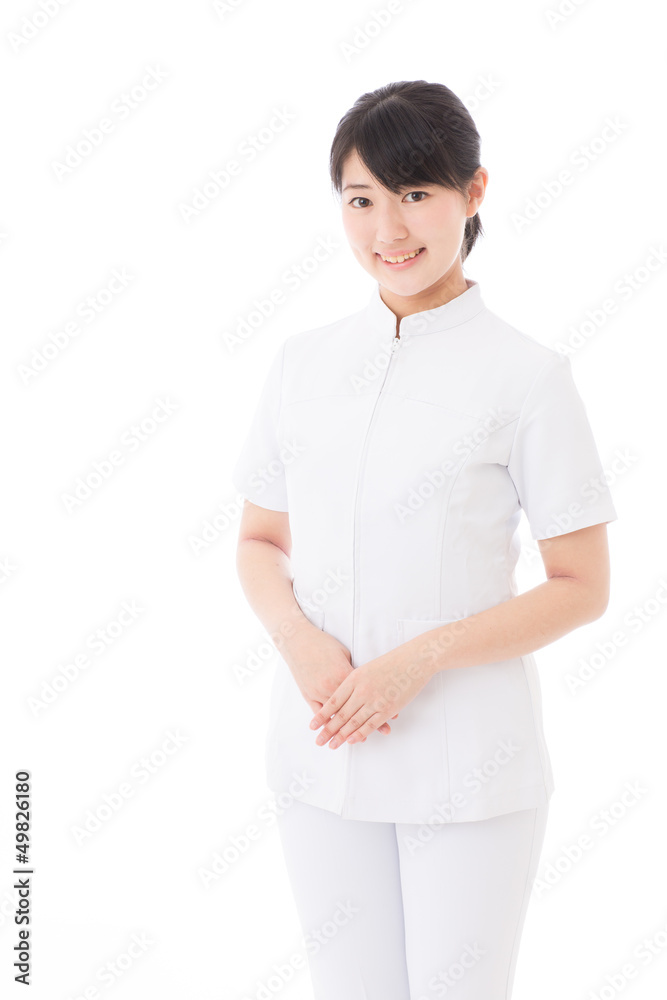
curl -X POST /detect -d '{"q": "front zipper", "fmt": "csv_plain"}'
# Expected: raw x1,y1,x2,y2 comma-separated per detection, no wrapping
341,329,403,815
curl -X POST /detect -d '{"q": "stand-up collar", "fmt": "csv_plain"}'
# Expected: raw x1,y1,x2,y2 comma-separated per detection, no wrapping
365,277,485,341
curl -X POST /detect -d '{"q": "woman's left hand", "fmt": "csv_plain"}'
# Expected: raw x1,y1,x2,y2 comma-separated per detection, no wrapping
308,643,436,749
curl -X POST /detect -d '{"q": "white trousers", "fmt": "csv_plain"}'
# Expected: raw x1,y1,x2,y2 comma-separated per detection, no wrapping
276,798,549,1000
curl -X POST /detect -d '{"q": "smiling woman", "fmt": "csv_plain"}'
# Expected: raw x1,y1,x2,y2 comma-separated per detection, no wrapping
330,81,485,309
337,144,485,334
232,79,618,1000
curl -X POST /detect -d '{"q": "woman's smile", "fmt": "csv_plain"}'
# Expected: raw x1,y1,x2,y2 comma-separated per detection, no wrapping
376,246,426,268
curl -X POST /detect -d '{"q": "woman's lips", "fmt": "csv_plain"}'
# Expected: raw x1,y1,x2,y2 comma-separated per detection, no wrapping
376,247,426,269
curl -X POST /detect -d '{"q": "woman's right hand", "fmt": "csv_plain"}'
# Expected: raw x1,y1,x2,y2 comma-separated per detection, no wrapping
282,623,398,741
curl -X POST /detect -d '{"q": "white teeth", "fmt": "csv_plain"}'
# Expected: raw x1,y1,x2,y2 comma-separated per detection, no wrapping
379,248,423,263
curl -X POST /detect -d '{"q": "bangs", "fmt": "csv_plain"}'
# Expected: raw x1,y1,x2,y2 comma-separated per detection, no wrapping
329,81,484,261
334,95,461,195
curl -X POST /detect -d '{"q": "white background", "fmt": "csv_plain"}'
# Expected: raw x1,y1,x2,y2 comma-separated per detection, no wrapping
1,1,665,998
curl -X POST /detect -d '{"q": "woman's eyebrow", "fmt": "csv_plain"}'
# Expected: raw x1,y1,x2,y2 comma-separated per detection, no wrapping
341,180,437,196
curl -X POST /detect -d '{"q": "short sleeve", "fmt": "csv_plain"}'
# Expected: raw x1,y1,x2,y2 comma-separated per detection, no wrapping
507,352,618,540
231,341,289,512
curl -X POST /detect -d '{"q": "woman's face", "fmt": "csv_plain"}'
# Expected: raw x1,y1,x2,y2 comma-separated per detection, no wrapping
340,147,485,307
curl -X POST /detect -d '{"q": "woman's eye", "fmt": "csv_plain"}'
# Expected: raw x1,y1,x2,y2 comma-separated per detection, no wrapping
348,191,427,207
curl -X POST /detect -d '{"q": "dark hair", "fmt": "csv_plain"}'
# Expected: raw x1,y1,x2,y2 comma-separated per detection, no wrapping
329,80,484,262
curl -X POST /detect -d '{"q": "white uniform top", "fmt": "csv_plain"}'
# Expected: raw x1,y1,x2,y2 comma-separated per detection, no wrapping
232,278,618,824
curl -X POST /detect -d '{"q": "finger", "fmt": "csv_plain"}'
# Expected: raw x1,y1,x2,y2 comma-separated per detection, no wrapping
314,691,360,744
328,705,380,748
310,684,354,734
344,710,391,745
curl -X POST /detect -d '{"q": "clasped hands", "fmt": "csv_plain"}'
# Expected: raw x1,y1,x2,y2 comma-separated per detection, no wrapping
306,636,436,750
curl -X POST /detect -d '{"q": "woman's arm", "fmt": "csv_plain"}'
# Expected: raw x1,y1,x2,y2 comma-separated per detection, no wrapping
413,521,611,675
235,499,396,735
307,522,613,748
235,499,313,647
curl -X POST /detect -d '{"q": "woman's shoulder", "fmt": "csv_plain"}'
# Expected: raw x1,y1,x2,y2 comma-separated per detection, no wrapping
283,300,369,355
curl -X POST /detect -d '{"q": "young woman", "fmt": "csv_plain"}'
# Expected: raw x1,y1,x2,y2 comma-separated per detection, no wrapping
233,80,617,1000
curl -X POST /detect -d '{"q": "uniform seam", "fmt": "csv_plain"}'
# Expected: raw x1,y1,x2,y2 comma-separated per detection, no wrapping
283,392,370,406
385,391,482,418
504,807,539,999
437,668,449,808
436,421,526,807
481,304,564,353
519,653,552,790
345,347,399,815
436,438,487,805
407,303,487,335
519,655,548,787
436,429,510,615
284,391,489,421
506,352,563,469
502,349,564,797
275,339,287,446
